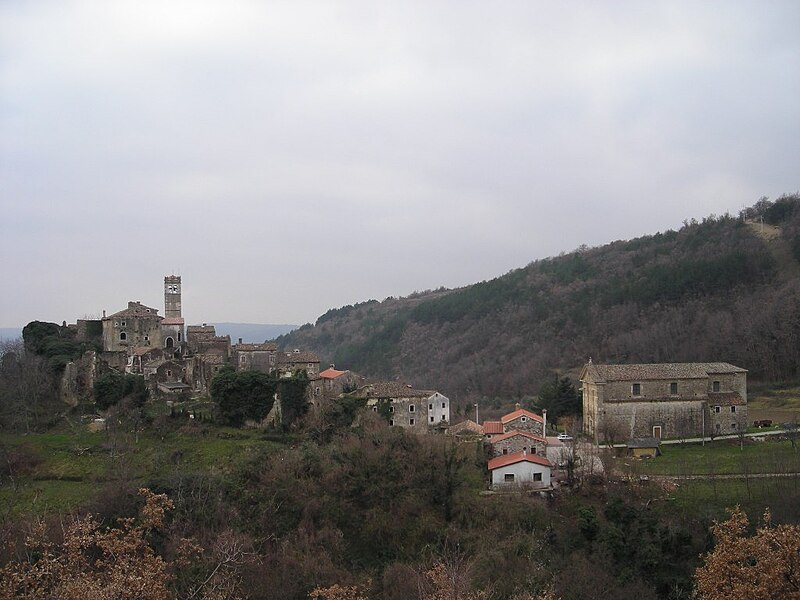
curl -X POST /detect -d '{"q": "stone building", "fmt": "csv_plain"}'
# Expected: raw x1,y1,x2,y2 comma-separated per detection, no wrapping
277,349,320,378
580,361,748,443
489,430,548,458
350,381,450,432
319,365,358,398
102,302,162,352
232,341,278,372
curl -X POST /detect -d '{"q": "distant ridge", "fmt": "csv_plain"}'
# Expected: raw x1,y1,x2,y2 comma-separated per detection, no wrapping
0,328,22,342
211,323,299,343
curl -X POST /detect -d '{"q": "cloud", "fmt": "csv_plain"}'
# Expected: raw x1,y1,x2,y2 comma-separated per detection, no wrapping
1,0,798,326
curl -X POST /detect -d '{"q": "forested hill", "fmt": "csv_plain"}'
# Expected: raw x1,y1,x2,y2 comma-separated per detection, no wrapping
278,195,800,400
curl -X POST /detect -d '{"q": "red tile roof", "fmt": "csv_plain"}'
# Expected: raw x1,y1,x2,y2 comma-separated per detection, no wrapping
489,430,547,444
488,450,552,470
483,421,504,435
501,408,543,424
161,317,185,325
320,367,348,379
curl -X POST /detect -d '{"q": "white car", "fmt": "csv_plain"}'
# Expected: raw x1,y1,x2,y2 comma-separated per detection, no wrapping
557,433,573,441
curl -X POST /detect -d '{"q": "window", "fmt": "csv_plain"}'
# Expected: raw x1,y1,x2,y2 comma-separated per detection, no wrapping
670,382,678,395
119,332,127,341
409,418,415,426
389,419,394,426
731,423,737,429
389,406,395,413
167,370,172,377
314,387,320,397
504,474,515,482
178,333,182,342
144,335,149,341
372,406,378,412
409,404,415,412
430,416,434,422
441,415,445,421
429,403,433,410
714,406,721,413
652,425,662,439
533,473,542,482
731,406,736,413
502,448,508,455
441,403,445,409
632,383,641,396
713,381,720,392
121,321,126,327
521,416,527,422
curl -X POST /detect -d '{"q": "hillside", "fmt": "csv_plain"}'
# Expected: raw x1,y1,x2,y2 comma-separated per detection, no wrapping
277,195,800,400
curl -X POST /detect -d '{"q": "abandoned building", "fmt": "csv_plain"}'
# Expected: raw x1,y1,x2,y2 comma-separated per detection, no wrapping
349,381,451,432
580,360,748,442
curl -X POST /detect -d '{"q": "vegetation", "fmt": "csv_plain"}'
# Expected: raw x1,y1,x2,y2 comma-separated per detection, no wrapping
278,195,800,403
93,370,148,410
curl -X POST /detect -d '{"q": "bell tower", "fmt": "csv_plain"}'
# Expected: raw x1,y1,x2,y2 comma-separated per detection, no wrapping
164,275,182,319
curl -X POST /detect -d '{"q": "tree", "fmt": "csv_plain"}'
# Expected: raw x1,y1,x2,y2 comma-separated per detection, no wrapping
93,370,148,410
694,506,800,599
210,368,277,427
537,376,580,421
0,339,59,432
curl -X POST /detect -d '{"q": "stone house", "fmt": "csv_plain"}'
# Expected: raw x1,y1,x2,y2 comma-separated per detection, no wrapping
351,381,451,432
277,349,320,378
488,450,553,490
319,365,357,398
232,341,278,372
489,430,548,458
580,361,748,443
102,302,162,352
186,324,231,360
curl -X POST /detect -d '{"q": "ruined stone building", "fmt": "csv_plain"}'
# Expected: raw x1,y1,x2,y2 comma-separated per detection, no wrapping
350,381,451,432
580,361,748,442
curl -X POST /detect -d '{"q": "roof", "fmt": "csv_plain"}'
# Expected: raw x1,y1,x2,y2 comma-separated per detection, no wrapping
626,437,661,449
106,302,161,319
501,408,544,424
131,346,155,357
488,450,553,470
161,317,185,325
320,367,348,379
278,351,320,364
483,421,504,435
234,343,277,352
490,430,547,444
708,392,747,406
187,325,216,334
352,381,436,399
582,362,746,383
447,420,484,435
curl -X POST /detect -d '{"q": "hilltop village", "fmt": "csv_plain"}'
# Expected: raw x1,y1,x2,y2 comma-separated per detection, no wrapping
52,274,755,492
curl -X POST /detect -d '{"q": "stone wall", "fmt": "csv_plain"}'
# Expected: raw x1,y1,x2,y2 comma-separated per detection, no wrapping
491,435,546,458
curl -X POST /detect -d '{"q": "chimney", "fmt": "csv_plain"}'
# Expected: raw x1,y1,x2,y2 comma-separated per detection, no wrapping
542,409,547,436
330,363,335,369
515,402,521,411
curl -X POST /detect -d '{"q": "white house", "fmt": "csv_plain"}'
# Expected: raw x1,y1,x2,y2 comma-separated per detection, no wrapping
488,450,553,490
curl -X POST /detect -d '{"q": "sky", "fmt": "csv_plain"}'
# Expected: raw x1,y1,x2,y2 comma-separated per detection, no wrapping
1,1,798,328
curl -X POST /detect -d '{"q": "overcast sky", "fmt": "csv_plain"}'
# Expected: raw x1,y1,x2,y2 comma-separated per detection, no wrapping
1,1,798,328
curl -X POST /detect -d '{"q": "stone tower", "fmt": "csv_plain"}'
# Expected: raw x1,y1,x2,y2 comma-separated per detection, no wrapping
164,275,182,319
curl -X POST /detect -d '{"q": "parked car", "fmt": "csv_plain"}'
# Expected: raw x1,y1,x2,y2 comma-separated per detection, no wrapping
557,433,573,441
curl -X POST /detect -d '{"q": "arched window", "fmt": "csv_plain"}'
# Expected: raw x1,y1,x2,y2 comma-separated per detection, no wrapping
120,332,127,341
165,337,174,348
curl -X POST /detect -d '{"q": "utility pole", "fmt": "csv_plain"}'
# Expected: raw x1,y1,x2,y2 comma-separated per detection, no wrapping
474,403,479,424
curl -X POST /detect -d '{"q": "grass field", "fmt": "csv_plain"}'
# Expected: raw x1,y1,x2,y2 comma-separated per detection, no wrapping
616,437,800,477
0,421,286,516
747,384,800,424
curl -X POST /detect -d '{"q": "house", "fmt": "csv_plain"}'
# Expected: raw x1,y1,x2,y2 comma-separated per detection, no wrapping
232,341,278,372
501,405,545,436
626,437,661,458
489,430,547,458
319,365,357,398
350,381,450,431
277,349,320,378
581,360,748,443
488,450,552,490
